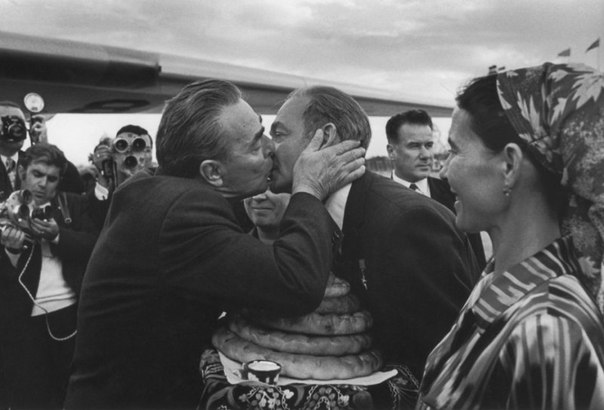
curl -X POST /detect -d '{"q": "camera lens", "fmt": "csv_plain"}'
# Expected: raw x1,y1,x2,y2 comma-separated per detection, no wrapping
8,123,26,140
32,208,44,220
32,205,52,220
124,156,139,168
132,137,147,151
1,116,27,142
17,204,31,220
21,190,33,204
114,138,129,153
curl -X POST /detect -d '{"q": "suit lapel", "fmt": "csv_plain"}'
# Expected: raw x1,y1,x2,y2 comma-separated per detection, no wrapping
340,172,394,295
0,159,11,200
342,173,372,258
428,177,455,212
51,195,64,226
15,150,24,190
18,242,42,296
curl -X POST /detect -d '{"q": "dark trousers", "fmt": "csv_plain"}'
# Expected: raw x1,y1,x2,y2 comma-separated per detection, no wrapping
1,304,77,409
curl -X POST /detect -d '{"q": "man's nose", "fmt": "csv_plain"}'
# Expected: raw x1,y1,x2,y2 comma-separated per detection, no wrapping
439,156,450,179
263,135,275,157
419,146,431,158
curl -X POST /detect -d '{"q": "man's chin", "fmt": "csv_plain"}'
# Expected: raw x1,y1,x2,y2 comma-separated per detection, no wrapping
235,183,269,201
414,170,431,179
269,178,292,194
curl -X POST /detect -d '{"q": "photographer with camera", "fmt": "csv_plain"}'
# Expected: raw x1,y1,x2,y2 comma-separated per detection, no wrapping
87,125,155,229
0,101,85,203
0,143,98,409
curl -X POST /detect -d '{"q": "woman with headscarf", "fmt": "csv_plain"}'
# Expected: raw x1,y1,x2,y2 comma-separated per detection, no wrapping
417,63,604,409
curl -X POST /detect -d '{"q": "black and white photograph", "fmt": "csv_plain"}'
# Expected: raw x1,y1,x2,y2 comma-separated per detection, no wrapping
0,1,603,409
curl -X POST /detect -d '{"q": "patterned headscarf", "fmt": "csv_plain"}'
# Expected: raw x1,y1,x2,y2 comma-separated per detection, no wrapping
497,63,604,311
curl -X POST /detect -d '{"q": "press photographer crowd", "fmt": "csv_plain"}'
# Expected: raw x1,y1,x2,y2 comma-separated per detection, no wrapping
1,62,604,410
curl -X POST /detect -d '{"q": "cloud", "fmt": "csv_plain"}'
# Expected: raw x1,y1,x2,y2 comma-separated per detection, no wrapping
2,0,602,102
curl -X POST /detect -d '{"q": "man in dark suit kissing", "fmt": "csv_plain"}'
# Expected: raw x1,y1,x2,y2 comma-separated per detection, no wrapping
65,80,366,409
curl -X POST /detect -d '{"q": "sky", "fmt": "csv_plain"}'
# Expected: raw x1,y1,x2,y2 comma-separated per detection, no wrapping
2,0,603,164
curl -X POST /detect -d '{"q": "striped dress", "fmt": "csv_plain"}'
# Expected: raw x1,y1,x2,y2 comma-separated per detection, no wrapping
417,236,604,409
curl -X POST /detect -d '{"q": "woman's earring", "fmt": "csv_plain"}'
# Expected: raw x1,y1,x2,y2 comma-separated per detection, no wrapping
503,185,512,197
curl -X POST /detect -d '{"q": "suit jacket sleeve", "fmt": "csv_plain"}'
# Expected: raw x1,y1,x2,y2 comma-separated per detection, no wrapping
58,160,86,194
55,193,99,291
85,187,111,230
159,191,338,316
379,203,479,374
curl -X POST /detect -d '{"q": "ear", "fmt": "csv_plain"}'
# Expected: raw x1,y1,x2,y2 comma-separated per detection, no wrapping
386,143,395,159
501,142,524,188
199,159,224,187
319,123,338,148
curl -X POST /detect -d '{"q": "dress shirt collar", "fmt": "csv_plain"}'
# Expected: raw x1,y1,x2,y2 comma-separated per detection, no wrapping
324,183,352,230
470,236,580,329
391,172,430,196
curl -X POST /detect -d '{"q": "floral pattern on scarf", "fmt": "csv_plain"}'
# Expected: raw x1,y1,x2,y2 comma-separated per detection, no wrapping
497,63,604,311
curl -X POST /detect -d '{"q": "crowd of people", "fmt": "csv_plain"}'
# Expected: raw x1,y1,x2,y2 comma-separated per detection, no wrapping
0,61,602,410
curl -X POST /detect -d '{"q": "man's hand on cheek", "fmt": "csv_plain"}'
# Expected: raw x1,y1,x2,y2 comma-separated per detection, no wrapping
292,129,365,200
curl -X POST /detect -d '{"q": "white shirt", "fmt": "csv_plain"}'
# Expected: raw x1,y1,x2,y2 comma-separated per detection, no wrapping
324,184,352,230
31,239,76,316
391,172,431,197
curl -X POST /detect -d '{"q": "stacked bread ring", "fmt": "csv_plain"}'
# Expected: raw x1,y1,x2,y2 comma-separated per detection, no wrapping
212,273,383,380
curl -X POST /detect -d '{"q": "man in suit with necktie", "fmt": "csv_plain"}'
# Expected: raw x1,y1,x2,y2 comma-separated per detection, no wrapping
269,86,480,383
386,109,487,269
0,101,84,203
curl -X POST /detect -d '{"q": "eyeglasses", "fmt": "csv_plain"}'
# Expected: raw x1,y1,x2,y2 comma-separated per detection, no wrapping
113,137,149,153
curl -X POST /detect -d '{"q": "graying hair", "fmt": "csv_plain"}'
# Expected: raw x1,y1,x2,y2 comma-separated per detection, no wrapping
289,86,371,149
156,80,242,177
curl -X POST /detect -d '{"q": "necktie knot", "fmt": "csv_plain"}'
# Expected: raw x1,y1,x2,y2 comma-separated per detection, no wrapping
5,158,15,173
409,183,419,191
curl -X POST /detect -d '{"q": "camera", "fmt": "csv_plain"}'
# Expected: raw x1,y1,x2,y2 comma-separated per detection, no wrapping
114,137,148,153
0,116,27,142
0,190,52,234
32,205,53,220
111,137,148,170
101,158,116,179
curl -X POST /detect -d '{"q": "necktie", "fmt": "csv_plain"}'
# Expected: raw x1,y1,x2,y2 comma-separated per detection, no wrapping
5,158,16,188
409,183,419,192
5,158,15,173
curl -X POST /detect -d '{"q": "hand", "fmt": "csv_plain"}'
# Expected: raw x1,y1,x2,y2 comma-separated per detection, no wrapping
29,217,59,241
29,117,48,144
1,225,27,252
92,145,112,170
292,129,366,200
93,145,114,189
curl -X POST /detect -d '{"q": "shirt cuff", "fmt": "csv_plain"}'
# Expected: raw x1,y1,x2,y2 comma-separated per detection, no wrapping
95,182,109,200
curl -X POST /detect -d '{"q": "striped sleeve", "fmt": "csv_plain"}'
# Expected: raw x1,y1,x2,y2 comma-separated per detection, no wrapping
500,314,604,410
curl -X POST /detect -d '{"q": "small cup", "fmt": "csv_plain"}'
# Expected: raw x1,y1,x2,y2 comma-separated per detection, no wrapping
242,360,282,384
